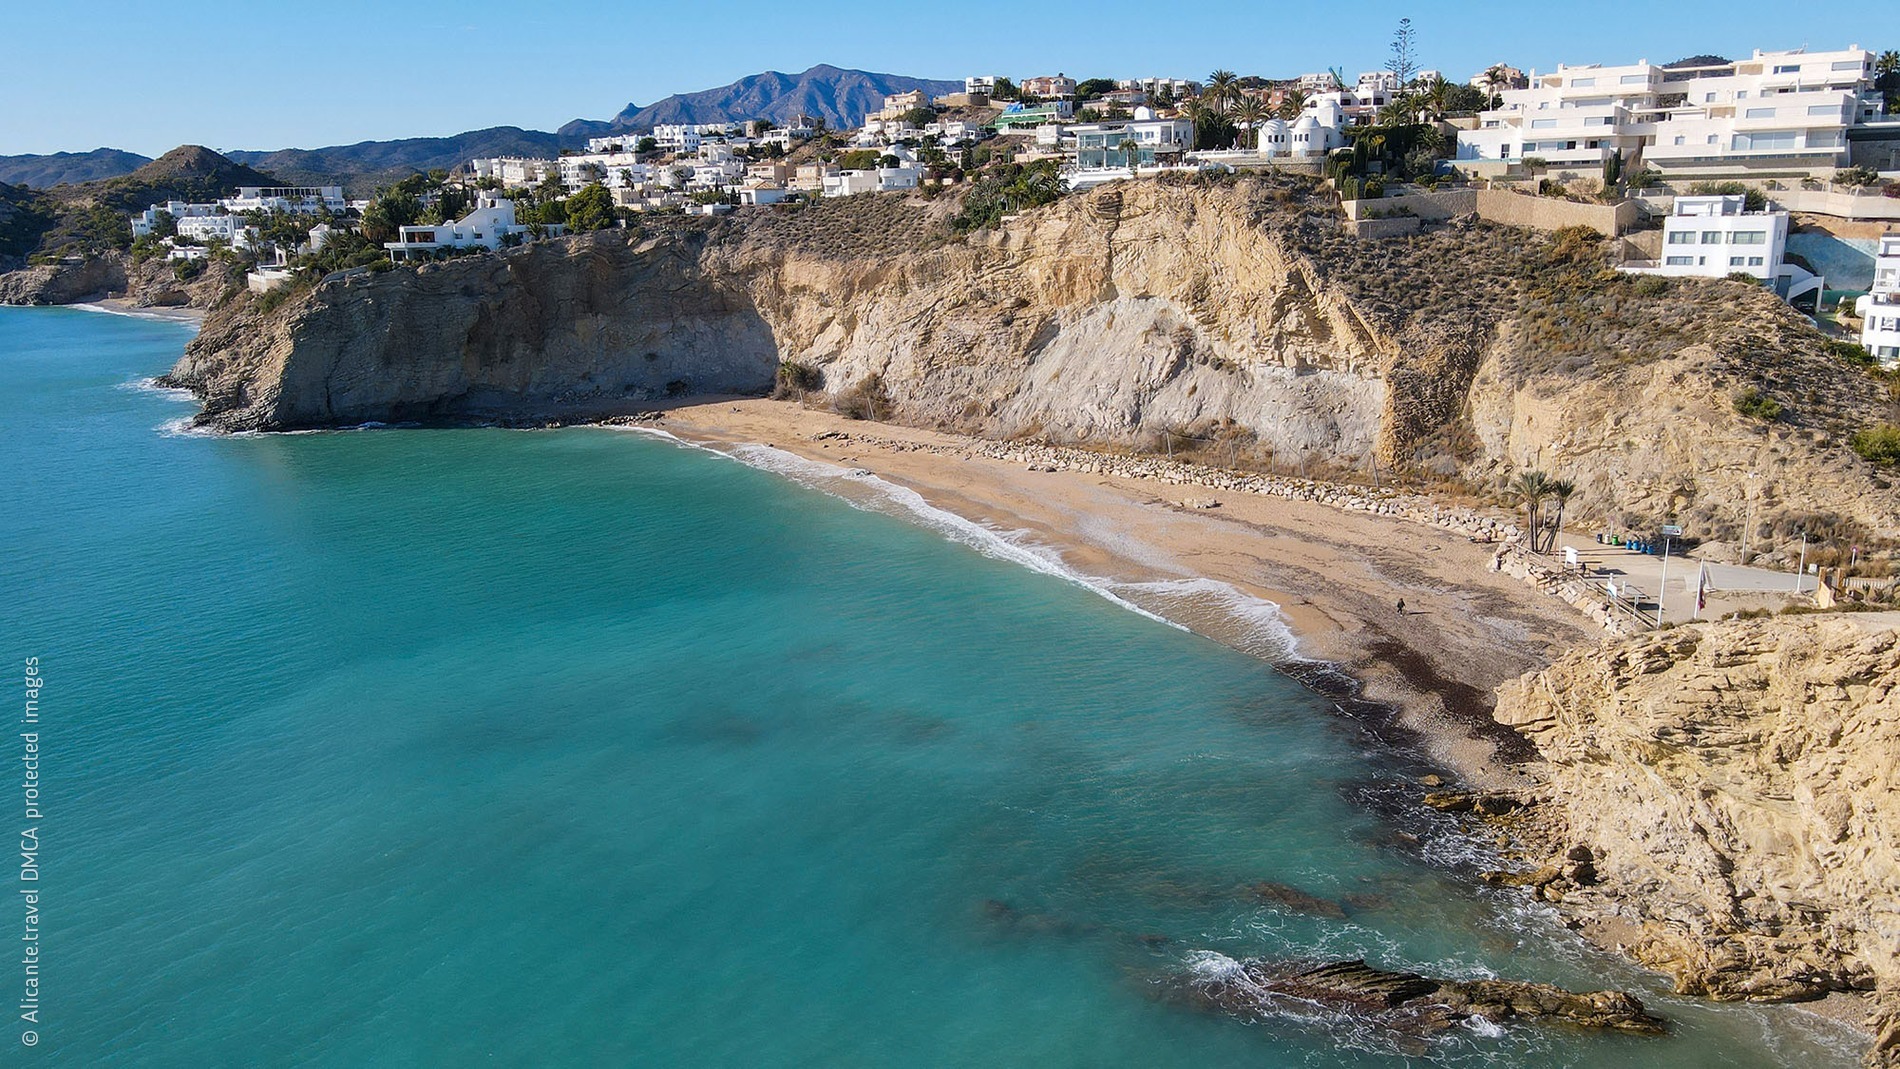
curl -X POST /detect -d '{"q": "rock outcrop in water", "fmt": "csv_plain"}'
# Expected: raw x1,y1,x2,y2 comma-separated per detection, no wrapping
164,177,1900,541
1169,955,1666,1042
1491,614,1900,1065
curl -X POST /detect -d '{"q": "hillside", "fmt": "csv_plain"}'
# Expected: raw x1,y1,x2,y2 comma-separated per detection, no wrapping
227,126,572,195
563,64,962,137
0,146,283,263
0,148,153,188
163,177,1900,545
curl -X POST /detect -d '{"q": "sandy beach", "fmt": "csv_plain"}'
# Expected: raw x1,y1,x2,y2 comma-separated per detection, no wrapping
655,397,1600,790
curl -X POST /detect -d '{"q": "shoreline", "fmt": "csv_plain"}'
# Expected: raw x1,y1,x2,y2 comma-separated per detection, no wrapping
70,297,208,326
648,397,1601,791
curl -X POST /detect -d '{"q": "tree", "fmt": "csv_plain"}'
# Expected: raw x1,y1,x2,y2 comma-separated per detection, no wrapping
1278,88,1308,121
1481,64,1511,108
1076,78,1117,101
1509,470,1553,550
990,77,1020,101
1232,97,1267,147
148,209,177,240
1539,479,1576,553
565,183,616,232
636,136,658,155
900,106,938,127
1204,70,1240,114
1119,136,1142,171
359,191,420,245
1387,18,1419,88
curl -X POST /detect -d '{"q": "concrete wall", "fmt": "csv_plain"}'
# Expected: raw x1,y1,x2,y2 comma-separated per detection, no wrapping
1343,215,1422,239
1341,188,1635,235
1768,189,1900,222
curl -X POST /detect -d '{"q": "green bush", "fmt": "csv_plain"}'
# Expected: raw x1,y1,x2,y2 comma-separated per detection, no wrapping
1851,424,1900,464
1734,388,1783,421
773,361,824,398
1825,339,1876,367
832,374,891,421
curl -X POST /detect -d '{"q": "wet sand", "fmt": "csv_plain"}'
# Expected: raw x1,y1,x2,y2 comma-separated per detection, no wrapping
653,398,1601,790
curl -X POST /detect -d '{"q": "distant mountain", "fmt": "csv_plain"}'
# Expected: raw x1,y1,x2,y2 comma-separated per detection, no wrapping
226,126,572,195
78,146,282,210
563,64,963,136
7,66,961,199
0,148,153,188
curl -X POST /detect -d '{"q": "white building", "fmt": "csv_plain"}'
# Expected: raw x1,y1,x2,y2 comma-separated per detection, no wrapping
1623,194,1824,307
965,75,997,96
1071,117,1195,169
652,123,738,153
470,157,559,186
1456,45,1883,173
383,193,554,261
559,152,654,191
822,146,925,196
223,186,347,214
1260,96,1349,158
130,200,223,238
1856,233,1900,364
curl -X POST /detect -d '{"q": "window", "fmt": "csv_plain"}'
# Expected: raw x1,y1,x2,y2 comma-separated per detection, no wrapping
1773,64,1801,74
1674,135,1686,145
1707,135,1719,144
1702,231,1722,244
1704,92,1717,102
1666,231,1696,244
1748,257,1764,267
1620,74,1648,84
1832,60,1864,72
1731,231,1767,245
1745,107,1777,118
1731,131,1799,151
1808,103,1842,117
1736,90,1749,98
1531,118,1557,129
1666,256,1695,265
1571,77,1596,87
1730,256,1747,266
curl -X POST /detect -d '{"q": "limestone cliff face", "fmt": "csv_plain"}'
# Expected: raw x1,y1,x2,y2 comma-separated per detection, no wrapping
166,177,1900,539
1493,615,1900,1058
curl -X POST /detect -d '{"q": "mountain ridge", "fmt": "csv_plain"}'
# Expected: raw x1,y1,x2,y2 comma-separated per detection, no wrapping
5,66,961,193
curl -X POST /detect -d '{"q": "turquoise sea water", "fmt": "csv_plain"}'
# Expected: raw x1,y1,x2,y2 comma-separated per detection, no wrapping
0,306,1862,1067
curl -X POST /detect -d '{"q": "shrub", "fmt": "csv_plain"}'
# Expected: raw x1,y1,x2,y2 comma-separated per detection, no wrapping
832,374,891,421
1733,387,1783,421
1852,424,1900,465
1631,274,1670,297
773,361,824,399
1836,166,1880,188
1825,339,1876,367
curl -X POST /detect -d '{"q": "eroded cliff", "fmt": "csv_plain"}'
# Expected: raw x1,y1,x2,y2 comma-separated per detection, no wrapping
165,176,1900,539
1492,615,1900,1064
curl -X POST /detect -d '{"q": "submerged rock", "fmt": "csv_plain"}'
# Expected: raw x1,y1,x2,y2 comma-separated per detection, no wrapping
1167,955,1666,1040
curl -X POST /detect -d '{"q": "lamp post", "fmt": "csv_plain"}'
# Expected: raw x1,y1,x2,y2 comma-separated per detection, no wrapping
1740,471,1759,565
1793,530,1809,593
1656,533,1672,626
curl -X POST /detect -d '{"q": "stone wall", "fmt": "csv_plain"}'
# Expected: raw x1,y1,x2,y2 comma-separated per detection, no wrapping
1341,188,1636,236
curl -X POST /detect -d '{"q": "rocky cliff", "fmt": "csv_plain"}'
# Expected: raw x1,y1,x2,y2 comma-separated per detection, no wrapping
1492,615,1900,1064
164,176,1900,540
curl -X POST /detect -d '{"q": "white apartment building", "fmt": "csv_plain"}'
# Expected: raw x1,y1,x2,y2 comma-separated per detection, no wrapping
1856,233,1900,364
130,200,224,238
223,186,347,214
1070,117,1195,169
176,213,253,247
1116,77,1198,99
1623,194,1824,307
965,75,997,96
383,193,553,261
822,146,924,196
1456,46,1882,172
470,157,559,186
558,152,653,191
650,123,738,153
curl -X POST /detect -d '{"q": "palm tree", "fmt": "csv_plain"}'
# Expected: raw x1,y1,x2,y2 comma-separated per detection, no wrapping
1877,51,1899,78
1118,136,1141,173
1509,470,1553,549
1232,97,1267,148
1204,70,1241,115
1416,75,1454,122
1539,478,1577,554
1277,87,1308,121
1481,64,1511,109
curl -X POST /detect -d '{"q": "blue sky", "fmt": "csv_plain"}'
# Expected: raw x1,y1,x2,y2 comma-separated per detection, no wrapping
4,0,1895,157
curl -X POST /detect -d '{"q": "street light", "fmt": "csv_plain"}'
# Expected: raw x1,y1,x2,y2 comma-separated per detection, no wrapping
1656,532,1673,626
1793,530,1809,593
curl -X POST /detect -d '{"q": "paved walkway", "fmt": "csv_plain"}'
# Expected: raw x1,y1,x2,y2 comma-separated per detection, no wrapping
1545,533,1816,625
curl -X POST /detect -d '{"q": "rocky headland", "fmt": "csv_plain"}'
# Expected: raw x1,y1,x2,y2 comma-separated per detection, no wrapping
1466,615,1900,1065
